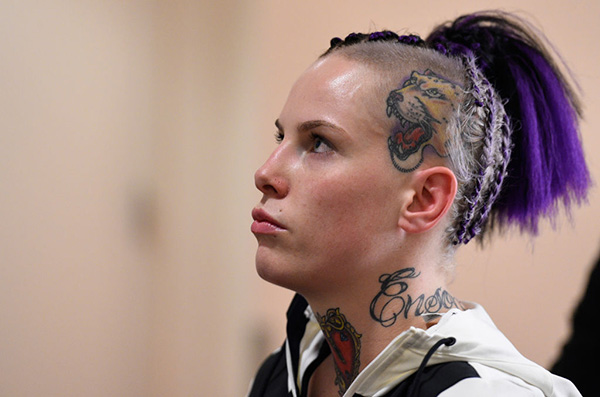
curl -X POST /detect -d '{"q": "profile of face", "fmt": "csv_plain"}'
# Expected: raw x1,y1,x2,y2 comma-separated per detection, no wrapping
251,55,412,295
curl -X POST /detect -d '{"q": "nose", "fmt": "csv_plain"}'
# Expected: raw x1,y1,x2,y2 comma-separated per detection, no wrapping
254,146,290,198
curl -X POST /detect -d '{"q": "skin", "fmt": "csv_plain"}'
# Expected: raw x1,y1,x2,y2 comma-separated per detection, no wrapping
254,55,409,298
252,54,462,397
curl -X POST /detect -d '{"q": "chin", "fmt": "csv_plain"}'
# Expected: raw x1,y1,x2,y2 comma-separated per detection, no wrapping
255,250,305,293
255,257,292,289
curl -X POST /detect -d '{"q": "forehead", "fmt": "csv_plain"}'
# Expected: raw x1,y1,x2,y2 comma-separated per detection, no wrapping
297,55,369,96
279,55,386,133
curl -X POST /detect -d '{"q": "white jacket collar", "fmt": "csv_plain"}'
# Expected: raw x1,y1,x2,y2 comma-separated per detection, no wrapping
291,302,577,397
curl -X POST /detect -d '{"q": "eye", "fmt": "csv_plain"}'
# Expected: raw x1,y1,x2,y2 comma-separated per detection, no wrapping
424,88,443,99
274,130,284,144
311,133,333,153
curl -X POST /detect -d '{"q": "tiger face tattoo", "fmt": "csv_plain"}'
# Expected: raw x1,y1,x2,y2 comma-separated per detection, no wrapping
386,69,463,172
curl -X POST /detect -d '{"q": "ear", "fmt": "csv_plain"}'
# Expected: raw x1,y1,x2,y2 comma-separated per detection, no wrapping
398,166,457,234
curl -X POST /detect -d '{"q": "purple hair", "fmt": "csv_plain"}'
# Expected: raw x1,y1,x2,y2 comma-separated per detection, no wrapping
427,11,590,235
322,12,590,242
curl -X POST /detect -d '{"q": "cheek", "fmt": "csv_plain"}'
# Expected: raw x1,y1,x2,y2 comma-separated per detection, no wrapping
305,173,397,235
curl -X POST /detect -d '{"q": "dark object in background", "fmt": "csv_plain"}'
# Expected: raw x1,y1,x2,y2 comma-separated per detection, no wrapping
552,252,600,396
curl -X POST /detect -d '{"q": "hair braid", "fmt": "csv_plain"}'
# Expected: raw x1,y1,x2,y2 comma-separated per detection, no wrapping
322,10,589,246
323,31,425,57
450,55,510,244
427,11,589,242
476,114,512,234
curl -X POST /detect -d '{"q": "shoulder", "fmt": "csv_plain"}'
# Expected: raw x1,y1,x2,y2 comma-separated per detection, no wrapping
247,347,289,397
438,363,544,397
385,361,553,397
383,361,479,397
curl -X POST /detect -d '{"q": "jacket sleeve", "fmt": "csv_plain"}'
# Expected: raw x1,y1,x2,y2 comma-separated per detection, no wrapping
438,363,545,397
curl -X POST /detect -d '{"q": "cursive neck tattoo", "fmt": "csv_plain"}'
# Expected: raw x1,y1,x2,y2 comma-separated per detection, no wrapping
317,308,362,396
370,267,464,327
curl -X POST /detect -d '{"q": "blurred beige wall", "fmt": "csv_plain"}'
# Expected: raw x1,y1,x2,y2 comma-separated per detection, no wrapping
1,1,599,396
0,1,157,395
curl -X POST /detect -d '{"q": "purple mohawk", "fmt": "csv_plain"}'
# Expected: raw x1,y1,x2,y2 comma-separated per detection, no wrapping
426,11,590,235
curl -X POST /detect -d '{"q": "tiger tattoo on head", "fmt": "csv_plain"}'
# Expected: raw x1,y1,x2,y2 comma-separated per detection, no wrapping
386,69,463,172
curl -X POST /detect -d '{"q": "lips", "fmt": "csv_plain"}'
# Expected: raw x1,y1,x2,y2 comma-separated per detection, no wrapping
251,208,286,234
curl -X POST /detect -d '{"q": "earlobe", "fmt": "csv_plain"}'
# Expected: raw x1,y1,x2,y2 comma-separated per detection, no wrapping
398,167,457,234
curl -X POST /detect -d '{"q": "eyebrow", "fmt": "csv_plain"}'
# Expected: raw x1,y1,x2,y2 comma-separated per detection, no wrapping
275,119,349,138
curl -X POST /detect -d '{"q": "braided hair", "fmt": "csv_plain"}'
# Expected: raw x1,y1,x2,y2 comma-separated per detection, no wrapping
321,11,590,246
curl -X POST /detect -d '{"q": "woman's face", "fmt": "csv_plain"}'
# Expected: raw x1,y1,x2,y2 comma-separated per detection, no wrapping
252,55,410,294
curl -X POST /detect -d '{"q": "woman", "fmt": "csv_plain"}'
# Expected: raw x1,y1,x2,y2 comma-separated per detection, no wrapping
249,11,587,397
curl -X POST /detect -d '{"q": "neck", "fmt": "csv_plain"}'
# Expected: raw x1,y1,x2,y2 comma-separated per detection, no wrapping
307,264,464,396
